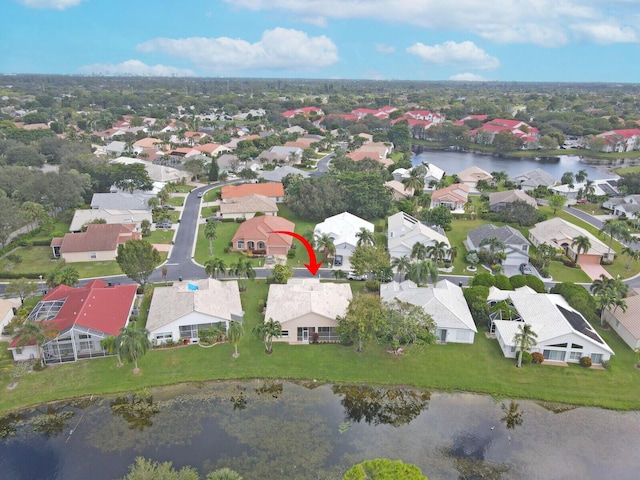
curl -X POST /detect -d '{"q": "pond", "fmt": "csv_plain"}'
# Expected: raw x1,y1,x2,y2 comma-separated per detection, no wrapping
412,150,620,180
1,380,640,480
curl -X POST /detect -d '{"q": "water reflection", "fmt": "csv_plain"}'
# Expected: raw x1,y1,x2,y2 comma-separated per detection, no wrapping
500,401,524,430
30,406,75,438
110,390,159,432
332,385,430,427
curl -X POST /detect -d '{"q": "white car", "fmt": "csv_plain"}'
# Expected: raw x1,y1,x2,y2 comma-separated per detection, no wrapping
347,271,366,281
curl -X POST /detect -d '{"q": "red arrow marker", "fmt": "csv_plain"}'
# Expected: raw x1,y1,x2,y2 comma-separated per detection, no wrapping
271,230,323,275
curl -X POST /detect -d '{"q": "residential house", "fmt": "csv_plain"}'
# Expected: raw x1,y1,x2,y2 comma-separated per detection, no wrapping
603,194,640,217
465,224,530,267
133,137,164,150
430,183,469,212
221,182,285,203
146,278,243,345
385,180,414,200
380,279,477,344
471,119,540,148
281,107,325,119
69,209,152,233
603,292,640,350
455,166,494,189
594,129,640,152
8,280,137,364
453,114,489,126
529,217,615,263
0,298,14,333
111,157,190,183
51,223,141,262
219,194,278,220
270,145,302,160
104,140,142,156
487,288,614,365
90,192,154,211
264,278,352,344
258,165,309,183
387,211,450,260
347,142,394,167
512,169,558,192
313,212,374,271
193,143,231,156
392,163,445,190
232,215,295,256
549,182,607,203
489,189,538,212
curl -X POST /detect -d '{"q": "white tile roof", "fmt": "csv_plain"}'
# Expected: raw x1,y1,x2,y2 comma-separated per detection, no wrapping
314,212,374,249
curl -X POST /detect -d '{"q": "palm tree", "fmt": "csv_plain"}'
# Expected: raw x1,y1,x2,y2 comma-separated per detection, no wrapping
252,318,282,354
157,188,170,206
410,242,428,261
100,335,123,367
244,260,256,281
599,220,629,256
391,255,412,281
402,169,424,194
315,233,336,261
571,235,591,263
59,266,79,287
13,320,58,368
622,246,640,270
118,324,151,374
332,269,347,280
513,323,538,368
204,221,218,256
575,169,588,184
491,170,509,186
147,196,160,211
205,258,227,279
426,240,449,265
355,227,375,247
591,275,628,327
479,237,506,253
590,273,613,295
406,260,438,286
227,321,245,358
448,246,459,264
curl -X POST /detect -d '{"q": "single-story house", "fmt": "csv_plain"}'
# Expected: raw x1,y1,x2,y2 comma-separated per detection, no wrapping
264,278,352,344
603,293,640,350
0,298,14,333
512,169,558,192
313,212,374,271
430,183,469,212
456,166,494,188
111,156,190,183
232,215,295,256
51,223,141,262
221,182,285,203
219,194,278,220
385,180,414,200
90,192,154,211
258,166,309,183
549,182,607,203
387,211,450,261
487,289,614,365
380,279,477,344
603,194,640,217
69,208,152,233
529,217,615,263
146,278,243,345
8,280,137,364
269,145,302,159
105,140,142,156
466,224,530,266
489,189,537,212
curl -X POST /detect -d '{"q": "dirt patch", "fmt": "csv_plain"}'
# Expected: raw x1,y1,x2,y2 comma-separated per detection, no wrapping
7,381,18,390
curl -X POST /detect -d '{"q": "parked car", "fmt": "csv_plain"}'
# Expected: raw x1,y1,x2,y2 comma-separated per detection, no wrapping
333,255,343,267
347,271,366,281
576,198,588,204
162,205,176,210
156,220,173,229
197,192,203,198
205,216,218,223
519,263,533,275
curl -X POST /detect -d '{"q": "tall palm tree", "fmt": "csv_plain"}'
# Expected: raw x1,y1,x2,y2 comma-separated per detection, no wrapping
575,169,588,184
448,246,459,264
571,235,591,263
205,258,227,279
332,269,347,280
622,246,640,270
252,318,282,354
402,169,424,194
426,240,449,265
513,323,538,368
204,221,218,256
590,274,613,295
355,227,375,247
244,260,256,281
315,233,336,261
410,242,428,261
227,321,244,358
391,255,412,281
13,320,58,368
599,220,629,256
491,170,509,186
591,275,628,327
227,259,247,279
406,260,438,286
100,335,123,367
118,324,151,374
479,237,506,254
157,188,170,206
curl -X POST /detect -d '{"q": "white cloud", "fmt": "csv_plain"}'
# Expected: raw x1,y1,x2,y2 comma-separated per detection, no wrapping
136,28,338,73
375,43,396,54
570,23,638,44
224,0,639,47
78,60,195,77
407,41,500,70
17,0,83,9
449,73,487,81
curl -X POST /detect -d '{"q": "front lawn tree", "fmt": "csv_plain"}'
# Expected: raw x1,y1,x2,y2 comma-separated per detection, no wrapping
13,320,58,368
571,235,591,263
336,294,386,353
5,278,39,305
548,194,566,214
116,240,161,289
379,300,436,354
118,324,151,374
513,323,538,368
252,317,282,354
227,320,244,358
204,221,217,256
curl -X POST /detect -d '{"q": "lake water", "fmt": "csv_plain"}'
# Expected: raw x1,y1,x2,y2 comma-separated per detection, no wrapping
412,150,622,181
1,380,640,480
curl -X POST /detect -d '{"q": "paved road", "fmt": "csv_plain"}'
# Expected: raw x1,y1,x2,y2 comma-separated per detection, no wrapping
309,152,335,177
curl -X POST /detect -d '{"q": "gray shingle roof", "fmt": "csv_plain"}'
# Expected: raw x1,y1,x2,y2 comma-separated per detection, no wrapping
467,224,529,248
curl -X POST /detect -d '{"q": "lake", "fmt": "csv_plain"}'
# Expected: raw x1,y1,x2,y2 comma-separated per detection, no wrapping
1,380,640,480
412,150,624,181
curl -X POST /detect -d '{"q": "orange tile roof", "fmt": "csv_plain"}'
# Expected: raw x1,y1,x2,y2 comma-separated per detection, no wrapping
232,216,295,247
221,182,285,200
53,223,140,254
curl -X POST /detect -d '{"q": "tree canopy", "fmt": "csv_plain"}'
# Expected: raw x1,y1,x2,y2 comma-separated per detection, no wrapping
116,240,161,288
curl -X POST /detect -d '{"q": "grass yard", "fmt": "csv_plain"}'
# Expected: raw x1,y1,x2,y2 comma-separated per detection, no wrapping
569,202,610,216
193,221,261,267
615,165,640,175
144,228,175,244
167,196,185,207
2,279,640,414
171,185,194,193
0,246,55,277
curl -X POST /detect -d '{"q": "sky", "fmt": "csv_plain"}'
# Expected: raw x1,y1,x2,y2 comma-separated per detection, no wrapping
1,0,640,82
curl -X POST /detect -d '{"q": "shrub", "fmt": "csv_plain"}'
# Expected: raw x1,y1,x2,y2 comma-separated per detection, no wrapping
223,246,231,254
532,352,544,364
538,267,551,279
471,272,495,287
521,351,533,364
579,356,593,367
286,250,296,259
601,359,611,370
494,274,512,290
365,280,380,292
6,253,23,264
258,299,265,313
525,275,547,293
509,274,527,288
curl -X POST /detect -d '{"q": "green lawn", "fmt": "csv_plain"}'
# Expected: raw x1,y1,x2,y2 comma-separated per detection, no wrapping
569,202,609,216
171,185,194,193
193,221,261,268
144,228,175,244
615,166,640,175
167,196,185,207
2,279,640,414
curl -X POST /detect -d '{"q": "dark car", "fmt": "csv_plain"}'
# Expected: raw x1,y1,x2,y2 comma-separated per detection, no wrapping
156,220,173,229
205,216,219,223
333,255,343,267
519,263,533,275
162,204,176,210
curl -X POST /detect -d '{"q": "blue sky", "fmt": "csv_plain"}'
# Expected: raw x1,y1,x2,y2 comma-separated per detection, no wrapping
2,0,640,82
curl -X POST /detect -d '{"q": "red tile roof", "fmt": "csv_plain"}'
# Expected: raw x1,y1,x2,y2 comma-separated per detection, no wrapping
222,182,285,200
52,223,140,254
